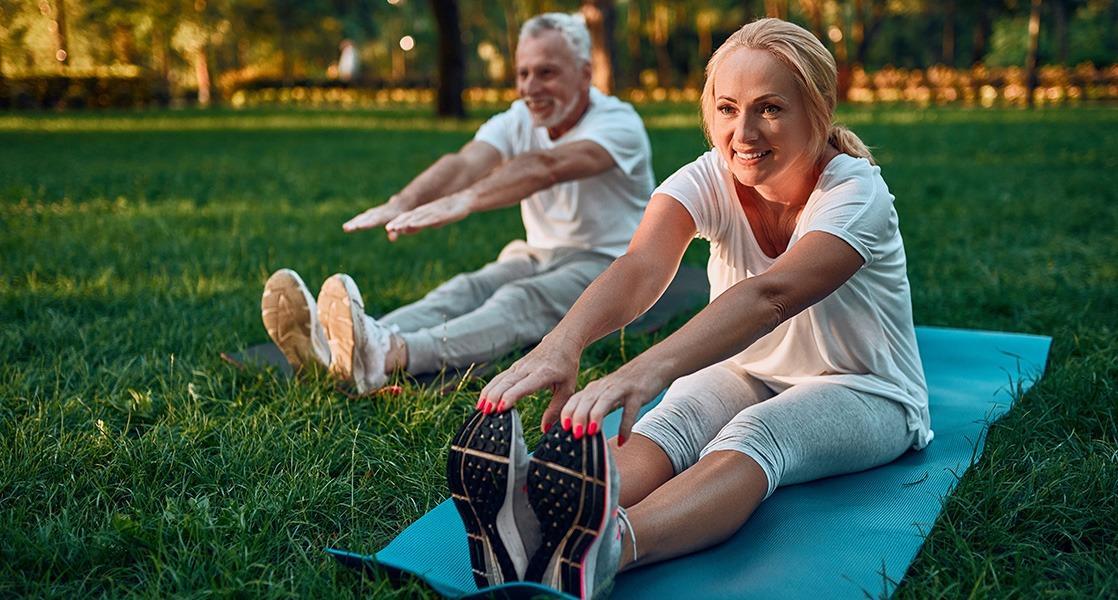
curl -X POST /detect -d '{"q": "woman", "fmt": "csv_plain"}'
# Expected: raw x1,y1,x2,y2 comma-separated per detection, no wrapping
447,18,932,598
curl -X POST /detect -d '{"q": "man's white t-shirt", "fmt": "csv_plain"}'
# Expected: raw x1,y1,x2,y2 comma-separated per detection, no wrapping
473,87,655,258
656,150,933,449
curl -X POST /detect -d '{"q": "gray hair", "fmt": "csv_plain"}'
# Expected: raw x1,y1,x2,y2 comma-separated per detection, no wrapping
519,13,591,65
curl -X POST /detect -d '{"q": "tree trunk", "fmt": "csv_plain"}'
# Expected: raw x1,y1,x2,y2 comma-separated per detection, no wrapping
853,0,884,66
581,0,616,94
1052,0,1069,64
650,2,672,87
764,0,787,19
195,47,211,106
799,0,825,43
430,0,466,118
51,0,71,65
1025,0,1043,108
971,4,992,65
626,0,641,88
502,0,518,84
832,0,851,100
941,0,956,66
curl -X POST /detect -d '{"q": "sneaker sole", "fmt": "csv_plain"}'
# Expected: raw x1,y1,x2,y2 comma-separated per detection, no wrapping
317,275,368,387
261,269,322,371
525,424,610,597
447,410,525,588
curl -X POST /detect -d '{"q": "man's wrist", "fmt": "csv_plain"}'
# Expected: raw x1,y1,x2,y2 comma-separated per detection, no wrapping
388,193,417,211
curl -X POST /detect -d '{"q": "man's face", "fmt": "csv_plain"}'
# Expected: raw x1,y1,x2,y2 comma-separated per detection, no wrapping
515,30,591,130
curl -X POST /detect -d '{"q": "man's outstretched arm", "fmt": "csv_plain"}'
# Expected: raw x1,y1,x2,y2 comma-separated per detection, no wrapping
383,140,616,239
343,140,502,233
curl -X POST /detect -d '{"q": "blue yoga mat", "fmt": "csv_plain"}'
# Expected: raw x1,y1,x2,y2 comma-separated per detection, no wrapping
330,326,1051,599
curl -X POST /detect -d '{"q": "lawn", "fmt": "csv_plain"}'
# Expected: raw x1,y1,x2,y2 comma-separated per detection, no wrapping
1,104,1115,598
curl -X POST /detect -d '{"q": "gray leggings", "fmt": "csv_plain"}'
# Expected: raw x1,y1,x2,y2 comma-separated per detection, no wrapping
630,361,916,498
380,241,611,374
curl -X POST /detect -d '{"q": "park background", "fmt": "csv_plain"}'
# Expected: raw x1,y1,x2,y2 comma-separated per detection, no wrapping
2,0,1116,598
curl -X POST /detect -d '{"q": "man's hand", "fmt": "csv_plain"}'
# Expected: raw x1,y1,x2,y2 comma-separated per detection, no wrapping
384,191,475,241
343,196,408,233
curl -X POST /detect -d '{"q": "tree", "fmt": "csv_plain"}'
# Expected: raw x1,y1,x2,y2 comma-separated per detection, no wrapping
430,0,465,118
1025,0,1042,107
581,0,616,94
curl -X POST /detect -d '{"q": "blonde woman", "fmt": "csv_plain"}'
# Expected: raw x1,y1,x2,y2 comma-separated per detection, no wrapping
447,18,931,598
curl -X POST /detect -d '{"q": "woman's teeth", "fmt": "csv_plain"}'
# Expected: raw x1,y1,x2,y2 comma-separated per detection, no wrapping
736,150,771,160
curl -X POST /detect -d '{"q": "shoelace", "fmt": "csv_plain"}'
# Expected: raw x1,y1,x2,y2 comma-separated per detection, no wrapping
616,506,638,563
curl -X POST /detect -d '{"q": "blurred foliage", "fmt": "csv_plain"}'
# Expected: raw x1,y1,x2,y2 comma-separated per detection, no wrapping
1,0,1116,108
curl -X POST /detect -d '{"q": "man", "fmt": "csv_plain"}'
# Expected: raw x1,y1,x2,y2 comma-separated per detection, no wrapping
261,13,654,394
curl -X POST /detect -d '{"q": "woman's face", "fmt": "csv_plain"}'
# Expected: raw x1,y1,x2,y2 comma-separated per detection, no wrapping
709,48,818,197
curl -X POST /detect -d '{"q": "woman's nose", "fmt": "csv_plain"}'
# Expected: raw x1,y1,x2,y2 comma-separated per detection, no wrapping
735,114,759,144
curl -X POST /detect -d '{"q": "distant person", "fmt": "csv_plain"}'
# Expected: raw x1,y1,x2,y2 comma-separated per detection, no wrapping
338,39,359,82
451,18,932,597
260,13,654,395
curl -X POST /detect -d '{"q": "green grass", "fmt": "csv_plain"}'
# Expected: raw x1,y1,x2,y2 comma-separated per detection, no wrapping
1,104,1116,598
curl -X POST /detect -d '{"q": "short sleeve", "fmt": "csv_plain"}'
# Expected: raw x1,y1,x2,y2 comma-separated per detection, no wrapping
565,105,650,176
473,105,523,160
652,152,725,241
800,159,896,266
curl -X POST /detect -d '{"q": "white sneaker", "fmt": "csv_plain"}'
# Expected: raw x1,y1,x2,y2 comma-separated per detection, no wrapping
316,273,390,394
447,409,540,588
525,423,622,598
261,268,331,372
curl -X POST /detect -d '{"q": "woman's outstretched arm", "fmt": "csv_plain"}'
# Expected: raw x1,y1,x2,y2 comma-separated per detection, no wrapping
562,230,865,441
481,195,697,430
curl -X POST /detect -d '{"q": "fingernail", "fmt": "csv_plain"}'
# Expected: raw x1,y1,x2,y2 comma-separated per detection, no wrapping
562,417,571,431
495,401,504,412
618,434,627,447
476,398,484,410
573,424,583,439
485,401,494,414
587,422,598,436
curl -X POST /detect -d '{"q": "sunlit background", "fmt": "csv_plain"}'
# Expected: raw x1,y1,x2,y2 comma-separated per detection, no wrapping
2,0,1116,113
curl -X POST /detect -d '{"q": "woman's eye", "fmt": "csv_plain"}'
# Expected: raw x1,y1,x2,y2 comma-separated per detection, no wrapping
762,104,781,115
717,105,736,115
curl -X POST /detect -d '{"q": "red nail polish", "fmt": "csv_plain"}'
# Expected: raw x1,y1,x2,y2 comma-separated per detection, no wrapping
587,422,599,436
476,398,484,410
618,434,627,447
496,401,504,412
562,417,571,431
573,424,583,439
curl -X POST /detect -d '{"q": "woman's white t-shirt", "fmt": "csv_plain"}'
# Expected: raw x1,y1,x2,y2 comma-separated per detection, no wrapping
655,150,932,449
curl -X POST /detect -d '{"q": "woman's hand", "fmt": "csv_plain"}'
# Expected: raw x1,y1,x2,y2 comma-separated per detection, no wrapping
481,336,582,432
560,360,666,445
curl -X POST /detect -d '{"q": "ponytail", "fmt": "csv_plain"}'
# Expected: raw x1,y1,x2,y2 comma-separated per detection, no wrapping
828,124,875,164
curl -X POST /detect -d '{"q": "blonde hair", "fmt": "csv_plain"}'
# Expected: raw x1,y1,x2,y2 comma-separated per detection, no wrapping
699,18,873,164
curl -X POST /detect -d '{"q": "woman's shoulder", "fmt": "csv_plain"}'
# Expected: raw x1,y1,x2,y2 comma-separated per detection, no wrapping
817,153,883,193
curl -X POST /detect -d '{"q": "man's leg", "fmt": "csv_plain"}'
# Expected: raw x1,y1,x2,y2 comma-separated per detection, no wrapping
400,251,611,375
380,256,536,333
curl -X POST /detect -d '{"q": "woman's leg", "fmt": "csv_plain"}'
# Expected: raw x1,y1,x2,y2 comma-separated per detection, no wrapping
621,362,775,506
619,450,768,570
618,383,915,570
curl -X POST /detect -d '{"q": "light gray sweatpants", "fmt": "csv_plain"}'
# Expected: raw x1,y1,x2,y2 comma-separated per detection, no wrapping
630,361,917,498
380,241,612,375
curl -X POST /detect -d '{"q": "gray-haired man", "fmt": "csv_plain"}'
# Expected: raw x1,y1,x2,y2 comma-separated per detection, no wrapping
262,13,654,393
